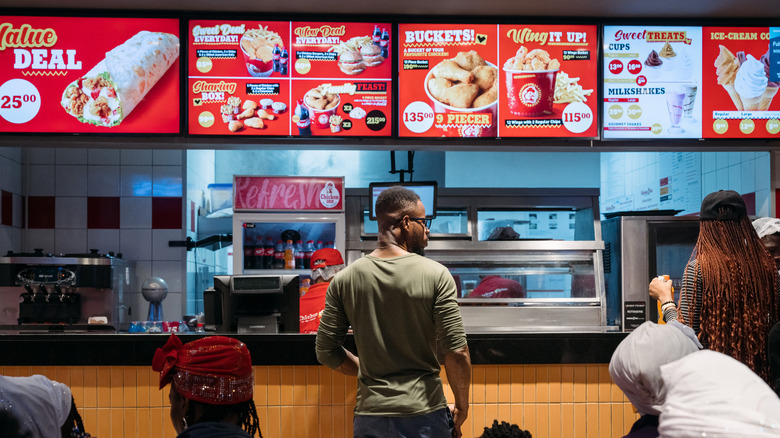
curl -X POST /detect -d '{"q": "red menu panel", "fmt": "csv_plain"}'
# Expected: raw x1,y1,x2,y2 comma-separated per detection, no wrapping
498,25,598,138
0,16,180,134
398,23,598,138
702,27,779,138
188,20,392,137
234,176,344,211
398,24,499,137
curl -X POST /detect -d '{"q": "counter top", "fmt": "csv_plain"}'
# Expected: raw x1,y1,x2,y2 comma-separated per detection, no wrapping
0,332,627,366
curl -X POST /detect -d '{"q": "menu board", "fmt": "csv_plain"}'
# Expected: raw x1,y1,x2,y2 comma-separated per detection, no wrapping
602,26,703,139
702,27,780,138
187,20,392,137
0,16,180,134
398,23,598,138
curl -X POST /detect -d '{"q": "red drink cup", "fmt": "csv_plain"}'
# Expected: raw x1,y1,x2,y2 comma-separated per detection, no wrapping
503,67,558,117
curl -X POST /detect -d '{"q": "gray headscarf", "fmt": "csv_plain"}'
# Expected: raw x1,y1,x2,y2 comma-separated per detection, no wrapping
752,217,780,239
609,321,701,416
0,374,72,438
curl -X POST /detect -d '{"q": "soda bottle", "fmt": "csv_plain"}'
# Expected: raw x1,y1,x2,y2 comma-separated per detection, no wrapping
263,236,275,269
299,278,311,296
372,25,381,46
295,240,304,269
326,241,335,249
380,28,390,59
280,47,289,75
284,240,296,270
295,100,312,136
316,240,324,250
272,43,282,73
273,240,285,269
243,227,255,270
253,234,265,269
303,240,314,269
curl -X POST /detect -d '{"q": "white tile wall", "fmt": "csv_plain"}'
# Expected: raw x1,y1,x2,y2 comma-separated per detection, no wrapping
55,148,88,164
120,229,152,260
121,149,153,165
121,165,153,197
153,165,183,197
152,229,186,261
87,165,121,196
88,149,121,165
27,164,56,196
55,165,88,196
26,147,55,164
154,150,184,165
87,229,121,254
54,229,88,255
25,229,55,252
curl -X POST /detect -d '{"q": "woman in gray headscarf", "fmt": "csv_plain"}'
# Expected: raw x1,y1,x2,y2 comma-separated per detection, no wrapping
609,320,702,438
753,217,780,272
0,374,89,438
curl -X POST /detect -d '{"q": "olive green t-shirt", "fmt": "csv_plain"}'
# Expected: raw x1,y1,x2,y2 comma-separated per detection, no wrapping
315,253,467,416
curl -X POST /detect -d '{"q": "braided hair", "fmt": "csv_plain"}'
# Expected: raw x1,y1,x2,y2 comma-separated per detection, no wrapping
61,397,88,438
479,420,533,438
685,212,779,383
186,398,263,437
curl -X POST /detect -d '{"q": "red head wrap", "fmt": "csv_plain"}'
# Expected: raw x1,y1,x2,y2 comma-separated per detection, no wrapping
152,334,254,405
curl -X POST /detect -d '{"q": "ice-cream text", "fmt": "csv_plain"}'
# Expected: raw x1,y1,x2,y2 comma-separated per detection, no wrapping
710,32,770,40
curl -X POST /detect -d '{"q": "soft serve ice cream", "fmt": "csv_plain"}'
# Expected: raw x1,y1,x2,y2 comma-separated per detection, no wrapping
734,54,768,110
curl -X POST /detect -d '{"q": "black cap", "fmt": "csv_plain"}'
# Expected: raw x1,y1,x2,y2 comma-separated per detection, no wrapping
699,190,747,221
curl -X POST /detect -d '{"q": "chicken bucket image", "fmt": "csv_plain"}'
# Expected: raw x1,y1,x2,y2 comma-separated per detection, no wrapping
60,31,179,127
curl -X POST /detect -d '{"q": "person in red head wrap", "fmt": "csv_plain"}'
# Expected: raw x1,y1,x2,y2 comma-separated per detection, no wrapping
152,334,263,438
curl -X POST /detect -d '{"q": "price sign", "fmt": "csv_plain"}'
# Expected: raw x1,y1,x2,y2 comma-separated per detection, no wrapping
403,101,435,134
561,102,593,134
0,79,41,124
608,60,623,75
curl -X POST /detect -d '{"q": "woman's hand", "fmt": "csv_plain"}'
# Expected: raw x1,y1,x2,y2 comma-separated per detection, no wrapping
649,276,674,303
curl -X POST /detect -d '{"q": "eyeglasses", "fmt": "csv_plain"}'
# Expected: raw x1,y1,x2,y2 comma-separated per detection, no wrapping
408,217,432,229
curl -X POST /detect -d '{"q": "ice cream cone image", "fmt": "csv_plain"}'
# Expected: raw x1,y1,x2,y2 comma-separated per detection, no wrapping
742,95,760,111
714,45,743,111
759,86,778,110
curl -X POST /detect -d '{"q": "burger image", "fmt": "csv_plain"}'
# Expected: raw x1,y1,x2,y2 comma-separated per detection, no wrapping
360,44,384,67
338,50,366,75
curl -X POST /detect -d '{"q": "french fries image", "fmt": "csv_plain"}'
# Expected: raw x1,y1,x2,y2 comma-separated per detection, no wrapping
554,71,593,104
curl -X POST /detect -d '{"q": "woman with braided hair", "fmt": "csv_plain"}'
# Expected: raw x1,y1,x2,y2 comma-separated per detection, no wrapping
650,190,780,384
477,420,532,438
152,334,263,438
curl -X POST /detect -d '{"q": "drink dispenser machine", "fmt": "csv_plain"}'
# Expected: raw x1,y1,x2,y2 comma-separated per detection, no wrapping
232,176,346,275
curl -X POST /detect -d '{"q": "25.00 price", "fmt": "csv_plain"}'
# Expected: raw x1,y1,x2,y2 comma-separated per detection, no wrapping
1,94,37,109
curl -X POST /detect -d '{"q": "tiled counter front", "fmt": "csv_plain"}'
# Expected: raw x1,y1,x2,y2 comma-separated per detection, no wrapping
0,333,635,438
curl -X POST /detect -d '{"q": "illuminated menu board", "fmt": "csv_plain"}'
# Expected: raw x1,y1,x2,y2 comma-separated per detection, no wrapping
0,16,180,134
602,26,703,139
702,27,780,138
398,24,598,138
188,20,392,137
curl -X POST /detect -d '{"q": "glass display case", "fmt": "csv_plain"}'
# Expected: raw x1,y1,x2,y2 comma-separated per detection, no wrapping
345,188,613,332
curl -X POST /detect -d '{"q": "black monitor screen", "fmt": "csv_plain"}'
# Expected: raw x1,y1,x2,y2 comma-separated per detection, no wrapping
368,181,437,220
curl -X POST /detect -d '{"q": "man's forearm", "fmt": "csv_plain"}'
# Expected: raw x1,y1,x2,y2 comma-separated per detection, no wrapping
335,347,359,376
444,346,471,409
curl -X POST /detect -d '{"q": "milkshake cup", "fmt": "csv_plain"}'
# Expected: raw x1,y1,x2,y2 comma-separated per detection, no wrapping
666,88,685,134
681,83,698,119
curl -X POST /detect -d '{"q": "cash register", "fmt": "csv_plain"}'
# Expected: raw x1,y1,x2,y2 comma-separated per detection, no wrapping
203,274,299,334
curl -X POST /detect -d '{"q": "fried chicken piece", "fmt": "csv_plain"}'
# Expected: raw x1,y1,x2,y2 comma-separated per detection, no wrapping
428,77,453,104
432,59,474,84
454,50,487,72
473,85,498,108
228,120,244,132
242,100,258,111
472,65,497,92
244,117,264,129
442,83,480,108
88,96,111,118
256,109,276,120
237,107,256,120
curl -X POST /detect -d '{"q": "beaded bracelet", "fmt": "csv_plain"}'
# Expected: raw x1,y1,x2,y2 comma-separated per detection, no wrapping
661,300,676,307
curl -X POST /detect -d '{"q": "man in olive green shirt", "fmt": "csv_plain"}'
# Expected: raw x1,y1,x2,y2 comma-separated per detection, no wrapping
315,186,471,438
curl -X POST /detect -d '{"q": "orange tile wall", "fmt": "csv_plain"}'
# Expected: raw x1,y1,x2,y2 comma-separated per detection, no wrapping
0,364,638,438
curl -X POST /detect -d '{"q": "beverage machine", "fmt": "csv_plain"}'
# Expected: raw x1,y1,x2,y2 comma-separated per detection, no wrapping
0,249,133,331
231,175,346,289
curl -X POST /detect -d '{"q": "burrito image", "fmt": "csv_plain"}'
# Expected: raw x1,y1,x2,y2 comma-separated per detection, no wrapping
61,31,179,127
